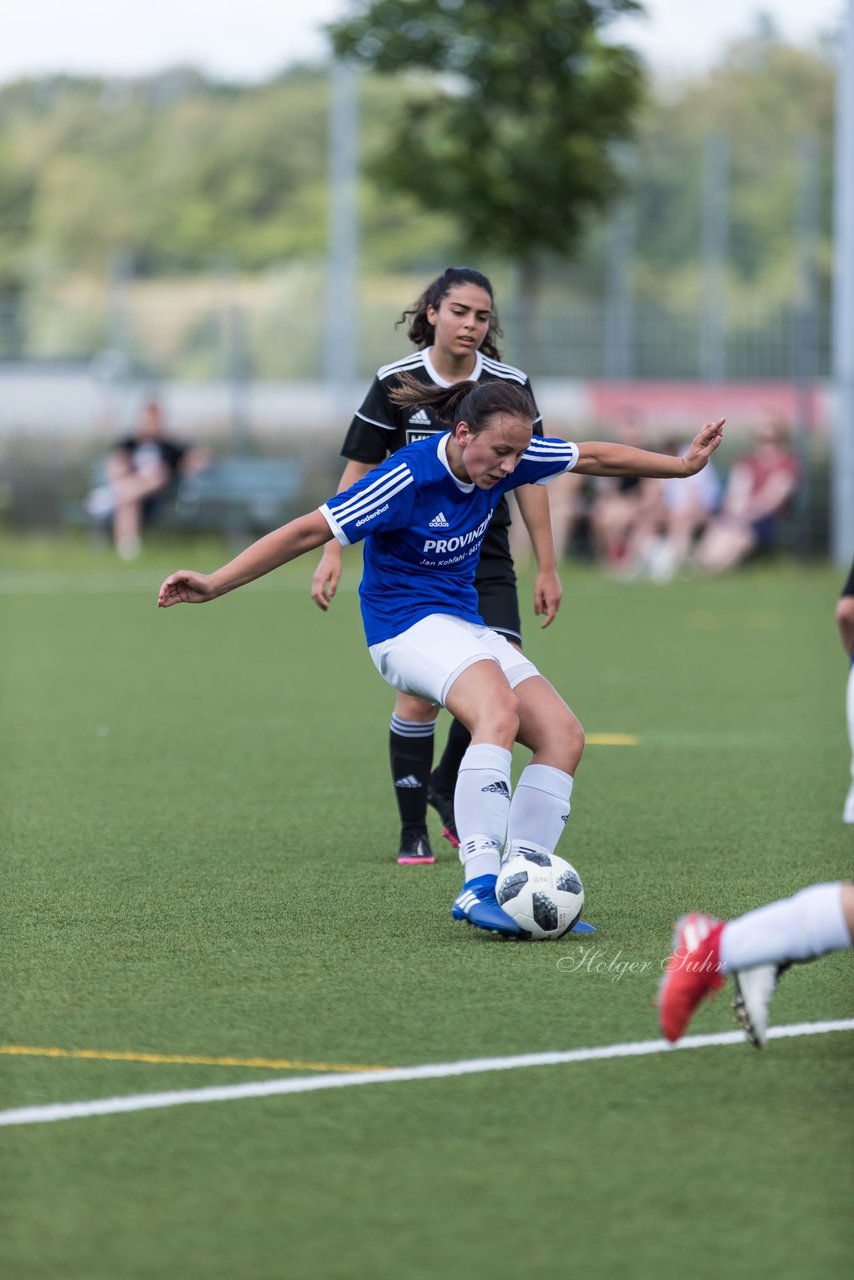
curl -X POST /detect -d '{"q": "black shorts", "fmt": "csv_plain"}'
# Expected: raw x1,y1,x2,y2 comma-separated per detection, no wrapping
842,558,854,599
473,521,522,644
475,559,521,645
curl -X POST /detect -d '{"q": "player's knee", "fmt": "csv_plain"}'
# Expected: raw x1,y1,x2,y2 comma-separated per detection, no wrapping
559,709,585,770
480,687,520,745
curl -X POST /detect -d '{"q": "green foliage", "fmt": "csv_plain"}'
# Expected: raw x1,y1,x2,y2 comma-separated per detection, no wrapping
329,0,646,266
631,37,835,314
0,24,838,331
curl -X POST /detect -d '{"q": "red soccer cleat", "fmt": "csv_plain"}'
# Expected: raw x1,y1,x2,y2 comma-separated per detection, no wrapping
658,913,726,1043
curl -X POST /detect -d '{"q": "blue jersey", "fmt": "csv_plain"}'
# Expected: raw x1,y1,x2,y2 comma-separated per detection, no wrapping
320,433,578,645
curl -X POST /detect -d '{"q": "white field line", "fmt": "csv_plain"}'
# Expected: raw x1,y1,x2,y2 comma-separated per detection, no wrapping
2,1019,852,1129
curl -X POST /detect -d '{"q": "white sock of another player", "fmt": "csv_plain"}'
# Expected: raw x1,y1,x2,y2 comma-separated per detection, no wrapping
505,764,574,862
454,743,513,881
719,882,852,972
845,663,854,822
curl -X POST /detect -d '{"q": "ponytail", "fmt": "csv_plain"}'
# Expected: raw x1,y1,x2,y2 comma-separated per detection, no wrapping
389,373,535,435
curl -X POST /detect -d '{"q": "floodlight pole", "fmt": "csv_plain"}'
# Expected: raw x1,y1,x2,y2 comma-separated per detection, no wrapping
832,0,854,566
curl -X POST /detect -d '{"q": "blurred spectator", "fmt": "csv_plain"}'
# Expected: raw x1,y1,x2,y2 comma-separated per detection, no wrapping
694,416,799,574
86,398,208,560
629,436,722,582
509,469,591,565
588,416,660,573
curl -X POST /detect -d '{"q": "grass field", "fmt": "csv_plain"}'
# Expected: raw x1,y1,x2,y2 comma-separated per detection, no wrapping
2,534,852,1279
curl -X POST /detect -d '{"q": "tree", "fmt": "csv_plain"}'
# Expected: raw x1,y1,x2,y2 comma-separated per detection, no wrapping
328,0,646,313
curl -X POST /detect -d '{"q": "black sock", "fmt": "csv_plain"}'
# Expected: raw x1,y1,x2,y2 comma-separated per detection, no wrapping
389,715,434,832
431,717,472,796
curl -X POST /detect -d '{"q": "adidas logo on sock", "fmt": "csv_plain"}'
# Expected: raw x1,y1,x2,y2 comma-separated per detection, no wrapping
395,775,422,789
428,511,450,528
409,408,431,425
463,838,500,857
481,780,510,798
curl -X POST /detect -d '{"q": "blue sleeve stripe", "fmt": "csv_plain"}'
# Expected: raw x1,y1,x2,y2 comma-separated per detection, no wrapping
331,464,414,522
524,440,578,462
335,475,415,532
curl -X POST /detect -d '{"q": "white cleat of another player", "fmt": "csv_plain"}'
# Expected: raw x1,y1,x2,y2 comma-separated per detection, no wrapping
732,964,779,1048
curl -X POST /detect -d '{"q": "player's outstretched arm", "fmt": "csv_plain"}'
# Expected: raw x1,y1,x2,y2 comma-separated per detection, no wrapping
158,511,334,608
574,419,725,478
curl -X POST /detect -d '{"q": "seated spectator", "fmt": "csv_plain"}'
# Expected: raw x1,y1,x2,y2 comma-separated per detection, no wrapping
629,436,722,582
86,398,208,560
694,416,799,574
588,417,661,574
509,469,592,566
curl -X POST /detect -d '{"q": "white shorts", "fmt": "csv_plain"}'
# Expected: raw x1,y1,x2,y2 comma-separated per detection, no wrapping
369,614,540,706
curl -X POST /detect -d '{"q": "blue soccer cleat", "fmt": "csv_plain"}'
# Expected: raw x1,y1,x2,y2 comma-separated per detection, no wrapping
451,874,521,937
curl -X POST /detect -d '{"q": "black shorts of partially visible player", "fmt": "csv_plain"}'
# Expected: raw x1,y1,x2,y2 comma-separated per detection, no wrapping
842,558,854,600
475,543,522,646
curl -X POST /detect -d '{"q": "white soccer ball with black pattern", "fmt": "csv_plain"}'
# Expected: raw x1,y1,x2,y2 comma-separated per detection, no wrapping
496,849,584,940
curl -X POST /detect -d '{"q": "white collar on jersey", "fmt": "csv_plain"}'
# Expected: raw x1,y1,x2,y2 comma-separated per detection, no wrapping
437,432,474,492
423,346,484,388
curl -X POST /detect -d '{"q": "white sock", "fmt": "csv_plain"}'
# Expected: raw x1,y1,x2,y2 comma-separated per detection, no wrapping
455,743,512,881
505,764,574,861
720,883,852,972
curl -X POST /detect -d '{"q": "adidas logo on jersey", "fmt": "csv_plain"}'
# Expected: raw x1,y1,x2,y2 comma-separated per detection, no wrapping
394,774,422,789
408,408,431,425
428,512,450,529
481,780,510,798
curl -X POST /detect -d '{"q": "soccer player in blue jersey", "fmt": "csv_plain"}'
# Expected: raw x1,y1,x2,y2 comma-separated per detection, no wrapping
310,267,561,866
159,378,724,937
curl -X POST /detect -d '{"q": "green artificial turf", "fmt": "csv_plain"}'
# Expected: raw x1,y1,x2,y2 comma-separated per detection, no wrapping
2,537,852,1279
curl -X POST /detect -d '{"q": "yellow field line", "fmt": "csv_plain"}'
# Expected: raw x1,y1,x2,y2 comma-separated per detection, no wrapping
586,733,639,746
0,1045,388,1073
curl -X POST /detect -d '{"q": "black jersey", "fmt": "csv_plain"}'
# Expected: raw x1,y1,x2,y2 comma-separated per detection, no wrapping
340,348,543,548
116,436,186,479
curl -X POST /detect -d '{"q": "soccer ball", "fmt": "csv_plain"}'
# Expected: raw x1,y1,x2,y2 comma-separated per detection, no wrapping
495,849,584,940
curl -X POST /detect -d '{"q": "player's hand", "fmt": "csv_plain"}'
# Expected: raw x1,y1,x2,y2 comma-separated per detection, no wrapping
158,571,217,607
682,418,725,474
310,543,343,612
533,568,562,629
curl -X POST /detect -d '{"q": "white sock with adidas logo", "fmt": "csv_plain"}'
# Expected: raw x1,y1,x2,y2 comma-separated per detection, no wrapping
505,764,574,863
455,743,512,880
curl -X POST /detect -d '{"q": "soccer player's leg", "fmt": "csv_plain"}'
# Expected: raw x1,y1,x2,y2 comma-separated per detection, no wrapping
443,657,523,936
389,694,438,865
508,674,584,864
845,656,854,823
429,566,522,850
659,883,854,1045
658,914,726,1044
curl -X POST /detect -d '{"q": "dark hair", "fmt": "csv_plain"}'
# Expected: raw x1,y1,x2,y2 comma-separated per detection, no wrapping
389,373,535,435
396,266,503,360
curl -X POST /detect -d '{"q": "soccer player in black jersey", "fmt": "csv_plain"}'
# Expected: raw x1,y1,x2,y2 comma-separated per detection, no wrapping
310,267,563,865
